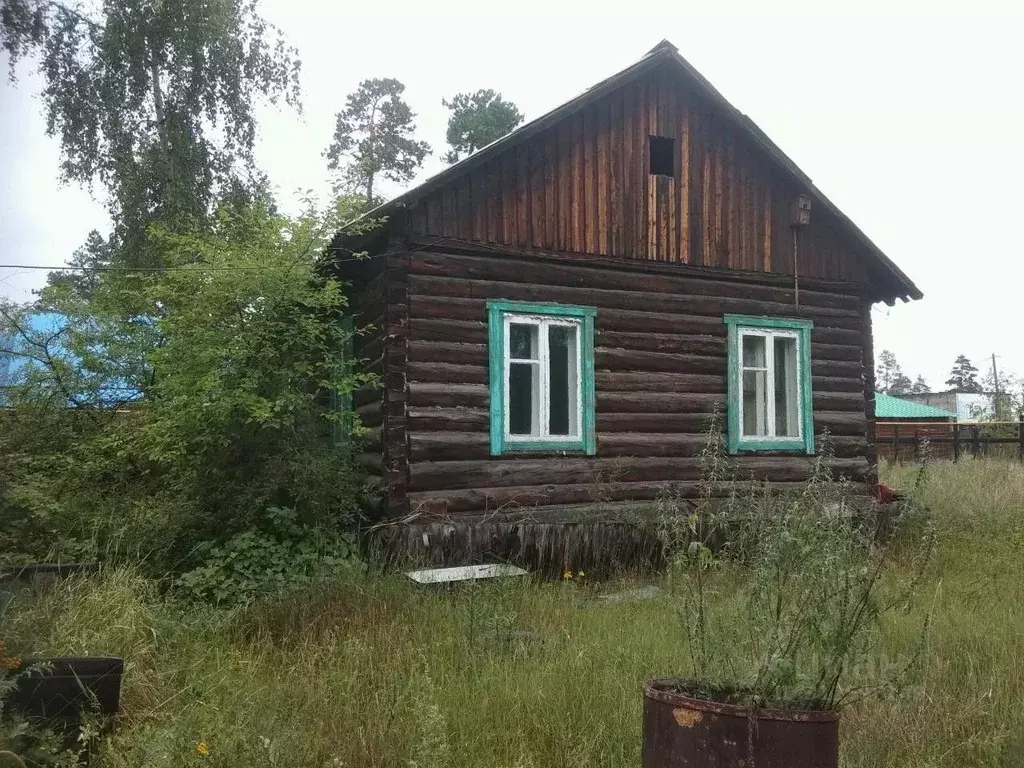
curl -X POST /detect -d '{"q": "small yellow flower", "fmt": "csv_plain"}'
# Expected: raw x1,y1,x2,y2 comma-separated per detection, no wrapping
577,571,585,579
562,570,573,581
196,741,210,757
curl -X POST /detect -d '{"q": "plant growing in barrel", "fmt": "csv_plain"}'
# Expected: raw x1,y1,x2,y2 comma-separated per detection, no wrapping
645,423,935,768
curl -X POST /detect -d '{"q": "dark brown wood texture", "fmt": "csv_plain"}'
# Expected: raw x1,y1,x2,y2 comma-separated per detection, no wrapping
390,249,871,517
406,65,873,287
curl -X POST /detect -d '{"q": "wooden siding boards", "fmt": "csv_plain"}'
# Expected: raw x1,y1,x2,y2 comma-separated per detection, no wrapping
379,248,871,519
410,69,875,288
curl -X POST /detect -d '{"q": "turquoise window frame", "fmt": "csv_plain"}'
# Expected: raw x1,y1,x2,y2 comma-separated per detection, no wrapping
487,300,596,456
724,314,814,454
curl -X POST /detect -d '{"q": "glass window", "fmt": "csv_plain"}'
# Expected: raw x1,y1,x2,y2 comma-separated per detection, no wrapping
503,315,581,442
487,302,596,455
725,315,813,454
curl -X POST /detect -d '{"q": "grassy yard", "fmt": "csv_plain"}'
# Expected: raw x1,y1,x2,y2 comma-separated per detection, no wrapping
6,460,1024,767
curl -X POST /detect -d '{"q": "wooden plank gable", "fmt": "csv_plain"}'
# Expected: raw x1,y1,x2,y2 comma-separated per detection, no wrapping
407,68,872,286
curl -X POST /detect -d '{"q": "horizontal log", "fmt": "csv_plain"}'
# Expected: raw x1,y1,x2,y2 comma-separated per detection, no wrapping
813,391,864,411
407,363,727,394
812,375,864,393
408,431,868,462
409,407,490,431
598,391,725,413
597,372,725,393
598,412,720,433
408,409,724,434
814,410,867,436
409,361,485,384
408,296,866,343
811,360,863,378
812,342,864,363
596,349,724,374
598,330,724,356
413,318,487,344
407,384,866,415
406,252,862,311
407,480,825,514
409,275,863,325
408,341,485,365
596,309,727,336
403,239,874,291
409,382,488,408
409,456,869,492
409,432,707,462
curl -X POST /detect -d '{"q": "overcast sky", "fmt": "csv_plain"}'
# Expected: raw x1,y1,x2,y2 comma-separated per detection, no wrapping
2,0,1022,389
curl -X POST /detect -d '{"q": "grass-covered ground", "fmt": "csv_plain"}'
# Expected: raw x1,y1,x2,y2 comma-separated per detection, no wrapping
5,460,1024,767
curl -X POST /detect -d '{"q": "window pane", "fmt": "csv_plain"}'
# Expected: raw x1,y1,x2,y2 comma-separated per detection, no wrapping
774,336,800,437
742,369,768,437
509,362,540,435
742,334,766,368
510,323,538,360
548,325,579,436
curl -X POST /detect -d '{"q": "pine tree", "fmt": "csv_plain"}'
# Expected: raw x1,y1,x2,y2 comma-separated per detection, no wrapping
876,350,903,394
910,375,930,395
889,372,913,396
326,78,431,208
442,89,523,163
945,355,982,393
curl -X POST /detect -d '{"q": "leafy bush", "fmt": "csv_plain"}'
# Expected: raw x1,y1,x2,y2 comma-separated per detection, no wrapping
660,427,936,710
175,507,360,606
0,202,377,576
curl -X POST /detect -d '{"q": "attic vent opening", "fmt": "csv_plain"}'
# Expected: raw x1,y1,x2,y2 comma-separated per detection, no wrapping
649,136,674,177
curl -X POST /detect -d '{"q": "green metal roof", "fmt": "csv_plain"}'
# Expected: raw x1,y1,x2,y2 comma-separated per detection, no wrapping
874,393,956,419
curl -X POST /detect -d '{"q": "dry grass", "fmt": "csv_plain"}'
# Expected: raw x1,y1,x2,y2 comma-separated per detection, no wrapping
5,459,1024,767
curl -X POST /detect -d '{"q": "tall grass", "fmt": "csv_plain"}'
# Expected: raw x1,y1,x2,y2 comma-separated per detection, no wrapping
4,459,1023,767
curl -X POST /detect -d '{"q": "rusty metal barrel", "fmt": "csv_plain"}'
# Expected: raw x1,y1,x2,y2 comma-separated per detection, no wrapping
642,678,839,768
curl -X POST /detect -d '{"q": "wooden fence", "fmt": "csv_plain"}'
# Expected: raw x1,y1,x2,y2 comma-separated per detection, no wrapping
877,417,1024,462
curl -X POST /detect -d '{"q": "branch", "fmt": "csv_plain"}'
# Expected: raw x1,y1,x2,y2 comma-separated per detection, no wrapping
45,0,103,32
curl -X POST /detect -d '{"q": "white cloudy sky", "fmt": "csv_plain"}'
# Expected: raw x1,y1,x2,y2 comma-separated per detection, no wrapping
2,0,1022,389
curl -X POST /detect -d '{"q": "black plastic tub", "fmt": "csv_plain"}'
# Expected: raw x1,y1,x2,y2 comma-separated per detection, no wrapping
11,656,124,722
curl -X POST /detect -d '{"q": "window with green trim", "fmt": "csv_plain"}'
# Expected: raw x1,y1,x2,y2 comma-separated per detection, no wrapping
487,301,596,456
329,315,355,451
724,314,814,454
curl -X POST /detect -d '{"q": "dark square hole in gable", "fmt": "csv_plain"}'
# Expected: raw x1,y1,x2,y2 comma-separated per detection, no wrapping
649,135,675,177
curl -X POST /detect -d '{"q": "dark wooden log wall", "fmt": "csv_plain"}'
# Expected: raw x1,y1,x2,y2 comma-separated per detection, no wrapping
390,247,871,519
404,64,874,287
345,256,387,491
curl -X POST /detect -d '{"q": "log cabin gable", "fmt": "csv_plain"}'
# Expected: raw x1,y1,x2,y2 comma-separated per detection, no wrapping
379,41,919,305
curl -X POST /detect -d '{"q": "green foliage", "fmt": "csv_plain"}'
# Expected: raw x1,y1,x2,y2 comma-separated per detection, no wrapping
3,461,1023,767
910,374,930,395
0,0,301,288
175,507,359,606
442,89,523,163
0,202,376,574
946,354,982,393
659,427,936,710
326,77,431,207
